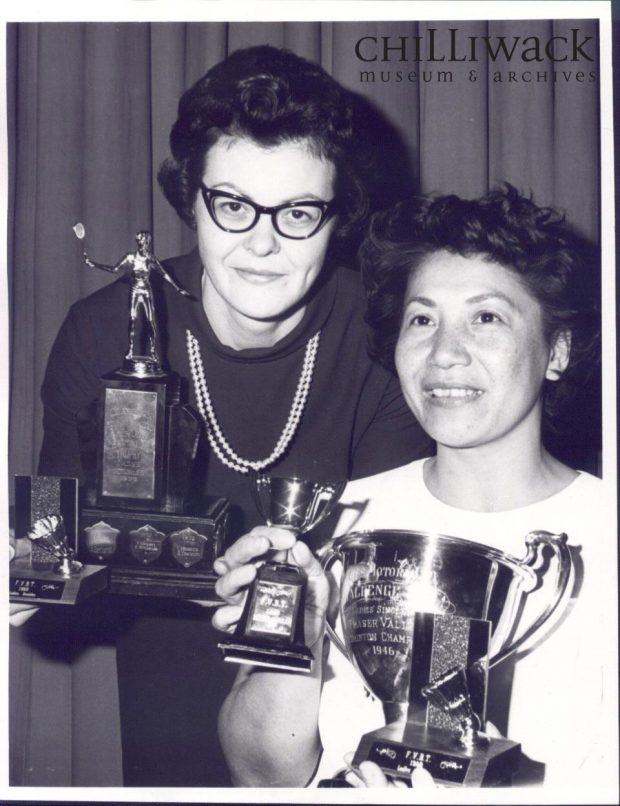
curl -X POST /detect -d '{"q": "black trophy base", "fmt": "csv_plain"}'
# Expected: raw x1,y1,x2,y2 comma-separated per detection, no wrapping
108,566,218,602
353,722,520,787
218,635,314,672
10,559,109,605
79,498,229,602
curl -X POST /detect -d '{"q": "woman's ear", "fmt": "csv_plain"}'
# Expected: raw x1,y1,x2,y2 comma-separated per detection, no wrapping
545,330,572,381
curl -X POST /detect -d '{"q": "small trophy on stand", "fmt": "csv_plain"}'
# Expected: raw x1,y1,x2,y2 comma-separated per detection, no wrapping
320,528,573,786
218,475,345,672
73,225,229,600
10,476,108,605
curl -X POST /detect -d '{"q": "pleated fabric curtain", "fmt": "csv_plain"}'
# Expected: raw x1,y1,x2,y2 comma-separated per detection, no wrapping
7,19,600,786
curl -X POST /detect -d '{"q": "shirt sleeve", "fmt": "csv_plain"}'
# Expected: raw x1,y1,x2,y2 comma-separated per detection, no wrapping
350,371,433,481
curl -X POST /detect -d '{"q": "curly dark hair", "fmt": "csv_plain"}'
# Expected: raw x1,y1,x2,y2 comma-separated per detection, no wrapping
361,185,600,422
158,45,372,240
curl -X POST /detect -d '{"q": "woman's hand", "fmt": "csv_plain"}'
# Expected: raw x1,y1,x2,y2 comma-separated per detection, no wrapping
9,603,40,626
9,535,31,562
9,534,39,625
211,525,331,649
342,754,436,789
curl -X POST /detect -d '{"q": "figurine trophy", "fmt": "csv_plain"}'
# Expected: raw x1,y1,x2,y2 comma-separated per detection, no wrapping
73,225,229,599
10,508,108,605
218,474,345,672
320,529,572,786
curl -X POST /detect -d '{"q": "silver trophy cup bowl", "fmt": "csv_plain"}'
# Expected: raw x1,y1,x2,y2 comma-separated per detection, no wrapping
251,474,346,534
321,529,572,710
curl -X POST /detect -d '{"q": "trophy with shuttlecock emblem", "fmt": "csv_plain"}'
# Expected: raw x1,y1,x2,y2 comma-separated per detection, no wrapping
10,475,109,605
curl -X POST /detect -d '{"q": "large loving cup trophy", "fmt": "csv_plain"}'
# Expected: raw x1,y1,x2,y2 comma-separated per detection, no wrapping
321,529,572,786
218,475,345,672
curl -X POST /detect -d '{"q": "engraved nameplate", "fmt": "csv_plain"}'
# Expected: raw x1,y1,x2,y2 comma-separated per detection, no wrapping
101,388,157,499
368,740,470,784
10,576,66,601
170,528,209,569
129,524,167,565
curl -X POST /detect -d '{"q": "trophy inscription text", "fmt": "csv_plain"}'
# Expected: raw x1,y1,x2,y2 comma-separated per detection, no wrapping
247,580,300,638
368,740,470,784
129,525,167,564
102,388,157,499
10,577,66,601
170,528,209,568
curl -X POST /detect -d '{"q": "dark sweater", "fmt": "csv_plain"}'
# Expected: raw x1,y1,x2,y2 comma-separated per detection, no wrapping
38,249,432,786
40,249,431,533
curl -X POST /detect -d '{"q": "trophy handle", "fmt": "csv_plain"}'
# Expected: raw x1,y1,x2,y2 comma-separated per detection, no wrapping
490,530,572,668
318,542,350,660
303,481,347,533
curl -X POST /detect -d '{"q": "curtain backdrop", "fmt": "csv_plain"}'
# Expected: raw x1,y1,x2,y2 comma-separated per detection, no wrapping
8,19,600,484
7,19,600,786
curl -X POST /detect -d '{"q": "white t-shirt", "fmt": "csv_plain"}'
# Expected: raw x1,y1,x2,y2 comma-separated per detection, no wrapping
315,459,618,797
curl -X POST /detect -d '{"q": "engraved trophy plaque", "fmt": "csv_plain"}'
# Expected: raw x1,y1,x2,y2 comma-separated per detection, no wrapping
320,529,572,786
10,476,108,605
74,226,229,600
218,475,345,672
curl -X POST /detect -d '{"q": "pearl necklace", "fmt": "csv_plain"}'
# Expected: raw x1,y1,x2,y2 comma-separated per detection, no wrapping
186,328,321,474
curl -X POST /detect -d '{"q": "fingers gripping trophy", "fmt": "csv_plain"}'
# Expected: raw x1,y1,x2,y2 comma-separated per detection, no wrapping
218,474,346,672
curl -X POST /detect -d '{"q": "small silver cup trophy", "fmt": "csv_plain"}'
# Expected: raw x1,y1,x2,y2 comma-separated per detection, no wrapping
320,529,572,786
218,474,345,672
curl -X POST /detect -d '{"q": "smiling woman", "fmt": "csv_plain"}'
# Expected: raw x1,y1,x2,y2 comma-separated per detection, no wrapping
395,251,570,466
212,187,615,791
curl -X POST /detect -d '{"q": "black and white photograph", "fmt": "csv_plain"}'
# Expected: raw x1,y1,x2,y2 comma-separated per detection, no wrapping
2,1,618,803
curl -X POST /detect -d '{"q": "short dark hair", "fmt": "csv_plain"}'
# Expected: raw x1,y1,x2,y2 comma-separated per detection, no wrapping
360,185,600,421
158,45,369,239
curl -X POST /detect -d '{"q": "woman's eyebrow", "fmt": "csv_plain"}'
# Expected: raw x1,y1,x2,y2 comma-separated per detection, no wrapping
207,182,329,205
402,295,436,308
466,291,519,309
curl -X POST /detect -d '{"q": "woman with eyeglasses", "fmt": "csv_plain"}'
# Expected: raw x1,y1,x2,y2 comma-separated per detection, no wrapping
35,45,431,785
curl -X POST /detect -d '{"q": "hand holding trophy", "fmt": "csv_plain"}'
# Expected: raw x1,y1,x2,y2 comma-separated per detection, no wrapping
217,474,345,672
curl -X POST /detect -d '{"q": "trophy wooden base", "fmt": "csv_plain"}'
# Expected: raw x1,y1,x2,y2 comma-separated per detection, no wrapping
109,566,219,602
10,559,109,605
353,722,520,787
218,636,313,672
78,497,229,602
